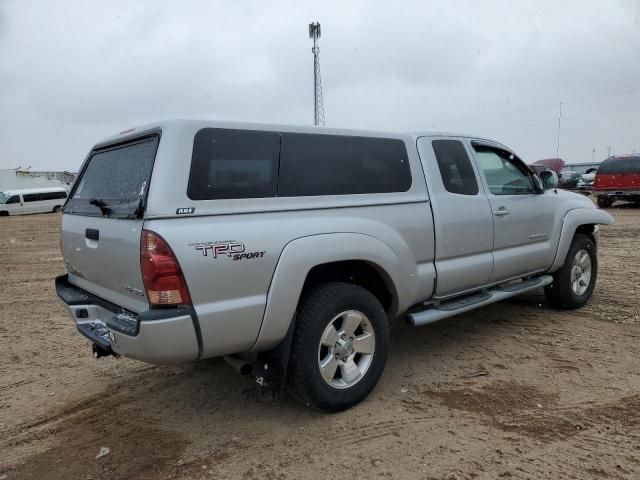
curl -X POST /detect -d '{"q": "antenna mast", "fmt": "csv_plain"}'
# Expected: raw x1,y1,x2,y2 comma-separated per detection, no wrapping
309,22,325,126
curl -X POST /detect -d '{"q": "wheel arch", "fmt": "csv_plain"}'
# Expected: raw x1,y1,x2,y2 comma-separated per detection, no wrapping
301,260,398,314
548,208,614,273
251,233,409,352
575,224,598,244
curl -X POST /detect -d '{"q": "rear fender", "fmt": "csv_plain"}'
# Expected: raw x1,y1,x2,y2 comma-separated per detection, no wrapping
548,208,614,272
251,233,409,352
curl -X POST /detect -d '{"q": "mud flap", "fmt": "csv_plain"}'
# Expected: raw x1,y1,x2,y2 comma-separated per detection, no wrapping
254,315,296,402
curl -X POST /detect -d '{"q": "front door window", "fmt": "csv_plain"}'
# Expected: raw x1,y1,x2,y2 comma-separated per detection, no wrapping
474,147,535,195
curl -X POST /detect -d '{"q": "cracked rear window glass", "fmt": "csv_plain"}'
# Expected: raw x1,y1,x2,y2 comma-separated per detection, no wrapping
66,136,159,218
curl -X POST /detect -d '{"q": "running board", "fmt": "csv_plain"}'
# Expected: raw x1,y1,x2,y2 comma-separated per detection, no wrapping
407,275,553,327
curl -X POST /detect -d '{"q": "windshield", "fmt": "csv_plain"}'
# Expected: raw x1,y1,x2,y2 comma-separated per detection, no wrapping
65,136,159,218
0,192,8,204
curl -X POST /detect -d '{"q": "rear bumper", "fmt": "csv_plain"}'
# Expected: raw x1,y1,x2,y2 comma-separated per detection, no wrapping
55,275,200,364
594,189,640,198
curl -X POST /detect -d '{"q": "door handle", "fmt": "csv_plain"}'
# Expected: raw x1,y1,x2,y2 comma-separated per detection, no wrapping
494,208,510,217
85,228,100,241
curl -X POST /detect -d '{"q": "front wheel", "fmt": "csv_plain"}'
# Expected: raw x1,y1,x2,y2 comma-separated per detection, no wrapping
545,234,598,309
287,282,389,412
597,196,613,208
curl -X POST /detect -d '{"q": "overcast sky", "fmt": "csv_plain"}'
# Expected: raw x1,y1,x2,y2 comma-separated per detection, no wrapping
1,0,639,171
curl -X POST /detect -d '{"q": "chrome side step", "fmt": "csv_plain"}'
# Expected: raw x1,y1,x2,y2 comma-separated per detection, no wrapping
407,275,553,327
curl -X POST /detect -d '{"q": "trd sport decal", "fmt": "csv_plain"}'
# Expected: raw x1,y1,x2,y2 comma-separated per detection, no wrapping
189,241,266,261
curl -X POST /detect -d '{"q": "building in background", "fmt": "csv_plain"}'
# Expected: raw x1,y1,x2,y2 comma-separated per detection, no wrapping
0,169,75,190
563,162,601,174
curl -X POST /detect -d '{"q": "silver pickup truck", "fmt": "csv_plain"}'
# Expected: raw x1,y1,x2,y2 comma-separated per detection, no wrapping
56,120,614,411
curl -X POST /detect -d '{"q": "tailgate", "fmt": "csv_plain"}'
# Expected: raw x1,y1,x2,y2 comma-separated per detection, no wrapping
61,215,148,312
595,173,640,190
61,134,160,313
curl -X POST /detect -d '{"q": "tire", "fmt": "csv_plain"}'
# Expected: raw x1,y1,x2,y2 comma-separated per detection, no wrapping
287,282,390,412
545,234,597,309
53,205,62,213
597,196,613,208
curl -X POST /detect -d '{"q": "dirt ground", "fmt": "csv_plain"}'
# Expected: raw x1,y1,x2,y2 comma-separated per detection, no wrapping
1,205,639,480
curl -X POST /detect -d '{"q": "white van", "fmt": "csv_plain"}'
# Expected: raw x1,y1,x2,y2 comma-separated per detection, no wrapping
0,187,68,216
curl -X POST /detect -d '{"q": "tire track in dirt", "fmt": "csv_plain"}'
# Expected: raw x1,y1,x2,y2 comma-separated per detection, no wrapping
420,380,640,443
0,365,207,479
332,415,441,444
1,401,186,480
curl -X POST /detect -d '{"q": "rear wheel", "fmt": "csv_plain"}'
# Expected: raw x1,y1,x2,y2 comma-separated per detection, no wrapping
52,205,63,213
287,282,389,412
597,196,613,208
545,234,597,309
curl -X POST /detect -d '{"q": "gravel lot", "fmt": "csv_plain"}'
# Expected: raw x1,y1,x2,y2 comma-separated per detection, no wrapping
1,206,639,479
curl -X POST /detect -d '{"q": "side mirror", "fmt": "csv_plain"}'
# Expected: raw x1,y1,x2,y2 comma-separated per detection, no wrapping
539,170,559,190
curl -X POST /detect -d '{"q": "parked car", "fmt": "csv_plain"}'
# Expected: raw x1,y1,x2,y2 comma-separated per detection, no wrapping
560,171,582,189
594,155,640,207
0,187,68,216
577,171,597,190
55,120,614,411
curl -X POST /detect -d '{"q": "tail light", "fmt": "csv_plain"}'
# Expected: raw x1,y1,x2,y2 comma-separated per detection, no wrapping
141,229,191,306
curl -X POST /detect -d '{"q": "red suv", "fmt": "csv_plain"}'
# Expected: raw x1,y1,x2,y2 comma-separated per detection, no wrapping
594,155,640,208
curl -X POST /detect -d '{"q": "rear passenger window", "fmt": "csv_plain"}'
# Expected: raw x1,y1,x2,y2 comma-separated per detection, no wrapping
188,128,280,200
23,194,39,202
432,140,479,195
279,133,411,196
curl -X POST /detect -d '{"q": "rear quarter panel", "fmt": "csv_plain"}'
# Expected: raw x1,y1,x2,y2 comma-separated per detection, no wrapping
142,122,436,357
145,203,435,357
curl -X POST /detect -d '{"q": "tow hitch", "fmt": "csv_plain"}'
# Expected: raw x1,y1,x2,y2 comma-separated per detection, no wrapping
75,320,115,359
